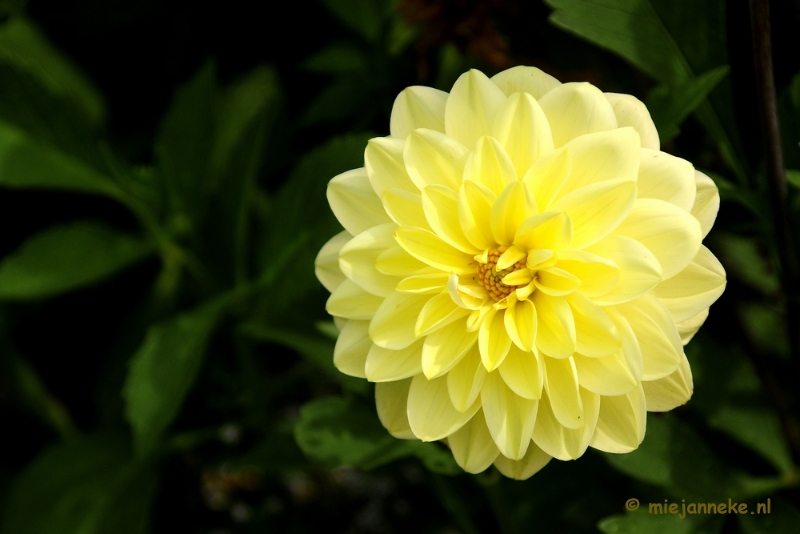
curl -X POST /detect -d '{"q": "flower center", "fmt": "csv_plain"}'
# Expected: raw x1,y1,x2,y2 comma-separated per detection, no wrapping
476,248,526,301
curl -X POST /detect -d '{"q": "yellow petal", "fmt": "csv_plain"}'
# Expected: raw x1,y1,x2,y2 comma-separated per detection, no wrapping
613,198,702,279
533,292,576,358
642,353,693,411
416,292,471,336
422,185,479,253
390,86,448,138
339,224,400,297
365,339,424,382
676,308,709,345
497,245,527,270
327,168,392,236
376,379,415,439
448,409,500,473
458,180,497,250
574,351,639,396
585,235,662,305
479,307,512,371
369,292,428,349
462,135,517,196
554,250,619,298
491,92,554,177
395,226,474,274
566,292,620,357
404,128,468,190
481,371,539,459
448,345,487,412
503,298,537,351
408,373,480,441
502,269,533,286
636,148,695,211
514,212,572,251
532,388,600,460
422,317,477,379
617,294,682,380
590,385,647,453
550,179,637,250
498,344,543,400
396,272,450,294
491,181,537,246
653,245,726,323
375,245,427,276
523,146,571,211
526,249,556,270
493,440,552,480
381,188,430,228
691,170,720,238
543,356,583,429
326,279,384,319
604,92,659,150
537,82,617,148
557,127,641,197
445,69,507,149
315,231,351,293
333,320,371,378
365,137,416,195
535,267,581,297
490,65,561,99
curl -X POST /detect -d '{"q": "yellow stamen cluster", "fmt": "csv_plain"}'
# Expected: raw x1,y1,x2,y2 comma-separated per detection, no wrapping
477,249,527,301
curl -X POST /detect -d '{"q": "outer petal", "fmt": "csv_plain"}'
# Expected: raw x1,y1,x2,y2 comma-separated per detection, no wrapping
676,308,709,345
543,356,583,429
557,128,641,198
691,170,720,238
642,353,693,411
462,136,517,196
490,65,561,99
333,320,371,378
499,344,544,400
415,292,471,337
532,388,600,460
533,292,576,358
613,198,702,279
538,82,617,148
328,168,393,235
635,149,695,211
326,279,384,319
365,137,417,195
445,69,508,149
390,86,448,138
447,345,487,412
376,379,416,439
481,371,539,460
365,339,424,382
617,295,682,380
315,231,351,293
408,373,480,441
604,93,660,150
339,224,400,297
381,188,430,229
493,440,552,480
555,250,619,298
590,385,647,454
523,146,571,211
566,292,620,357
491,92,554,177
448,409,500,473
404,128,468,190
574,351,639,396
395,227,474,274
653,245,726,323
375,245,427,276
422,318,477,378
369,291,429,349
422,185,479,253
585,235,662,305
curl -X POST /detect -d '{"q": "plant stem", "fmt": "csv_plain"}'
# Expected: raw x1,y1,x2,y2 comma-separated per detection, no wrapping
749,0,800,372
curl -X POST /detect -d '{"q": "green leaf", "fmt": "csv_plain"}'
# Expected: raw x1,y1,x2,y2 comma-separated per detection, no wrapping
302,43,367,73
301,76,367,126
738,499,800,534
0,17,105,126
545,0,747,182
123,300,224,458
321,0,386,42
0,0,26,19
714,234,779,295
0,221,153,300
0,433,157,534
295,396,460,474
646,66,729,142
786,169,800,189
599,509,724,534
778,74,800,170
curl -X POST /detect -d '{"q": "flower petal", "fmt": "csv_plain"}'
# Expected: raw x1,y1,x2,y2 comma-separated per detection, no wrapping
538,82,617,148
604,92,659,150
574,351,639,396
543,356,583,429
422,317,478,378
315,231,352,293
533,292,576,358
376,379,416,439
653,245,726,323
369,291,429,349
524,146,571,211
535,267,582,297
532,388,600,460
479,307,512,371
408,373,481,441
498,344,543,399
390,86,448,138
326,279,384,319
448,345,487,412
642,353,693,411
416,292,472,337
493,440,551,480
490,65,561,99
422,185,479,253
366,339,424,382
585,235,662,305
375,245,427,276
557,127,641,197
381,188,430,228
617,294,682,380
554,250,619,298
339,224,400,297
676,308,709,345
504,298,537,351
445,69,508,149
395,226,474,274
566,292,620,357
365,137,417,195
458,180,497,250
462,136,517,196
691,170,720,238
636,148,695,211
491,181,537,246
613,198,702,279
514,212,572,251
491,92,554,177
448,409,500,473
590,385,647,454
328,168,393,236
404,128,469,190
481,371,539,459
333,320,371,377
396,272,450,294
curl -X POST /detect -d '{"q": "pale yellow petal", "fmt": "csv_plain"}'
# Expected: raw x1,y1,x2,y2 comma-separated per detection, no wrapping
642,353,693,411
315,231,351,293
604,93,660,150
422,185,479,253
613,198,702,279
490,65,561,98
404,128,469,190
369,291,428,350
365,137,416,195
375,245,428,276
493,440,551,480
479,307,512,371
339,224,400,297
408,373,480,441
390,86,448,138
416,292,471,336
557,127,640,197
533,292,576,358
462,136,517,196
676,308,709,345
636,149,695,211
535,267,581,297
365,339,424,382
422,317,477,379
691,170,720,238
396,272,450,294
532,388,600,460
448,345,487,412
523,146,571,211
590,385,647,454
574,352,638,396
537,82,617,147
514,212,572,251
481,371,539,459
585,235,662,305
491,92,554,177
491,181,537,246
445,69,508,149
327,168,393,236
376,379,416,439
653,245,726,323
617,294,682,380
458,180,497,250
503,298,537,351
448,409,500,473
554,250,619,298
326,279,384,319
333,319,371,378
395,226,474,274
381,188,430,228
498,344,543,399
543,356,583,429
566,292,620,357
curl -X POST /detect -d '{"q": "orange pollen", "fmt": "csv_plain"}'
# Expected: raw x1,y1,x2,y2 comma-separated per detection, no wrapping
476,249,527,301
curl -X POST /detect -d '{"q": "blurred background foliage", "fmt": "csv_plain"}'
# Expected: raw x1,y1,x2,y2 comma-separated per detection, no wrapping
0,0,800,532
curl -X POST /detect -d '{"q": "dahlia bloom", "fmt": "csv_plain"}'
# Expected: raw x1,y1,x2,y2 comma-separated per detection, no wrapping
315,67,725,479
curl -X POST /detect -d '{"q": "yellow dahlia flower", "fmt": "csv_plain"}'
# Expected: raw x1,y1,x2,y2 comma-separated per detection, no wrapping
315,67,726,479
